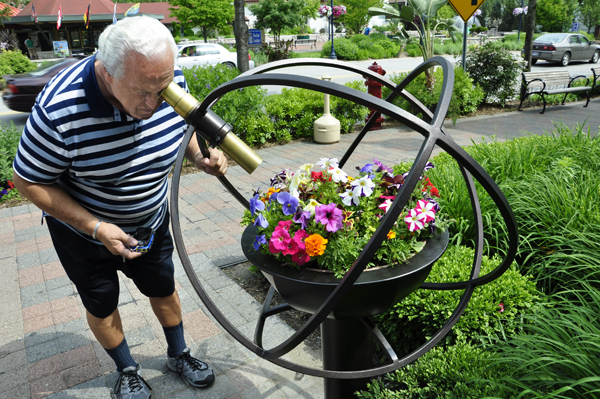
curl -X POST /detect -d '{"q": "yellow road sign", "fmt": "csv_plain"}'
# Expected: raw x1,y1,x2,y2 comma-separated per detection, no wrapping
448,0,487,23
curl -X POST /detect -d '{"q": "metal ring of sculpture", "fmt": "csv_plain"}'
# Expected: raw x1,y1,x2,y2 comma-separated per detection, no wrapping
169,56,519,379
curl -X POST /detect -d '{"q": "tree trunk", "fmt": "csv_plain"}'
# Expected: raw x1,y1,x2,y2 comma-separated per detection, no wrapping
234,0,250,72
523,0,537,72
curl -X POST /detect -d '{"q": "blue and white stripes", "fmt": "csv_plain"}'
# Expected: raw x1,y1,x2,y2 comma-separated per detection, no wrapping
13,55,188,237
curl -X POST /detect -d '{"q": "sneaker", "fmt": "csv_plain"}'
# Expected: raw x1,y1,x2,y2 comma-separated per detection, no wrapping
112,365,152,399
167,347,215,388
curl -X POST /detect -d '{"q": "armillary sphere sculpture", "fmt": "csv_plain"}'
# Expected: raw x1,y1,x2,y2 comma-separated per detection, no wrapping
166,57,518,398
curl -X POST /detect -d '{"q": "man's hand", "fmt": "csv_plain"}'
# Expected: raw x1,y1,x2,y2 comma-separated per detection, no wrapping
195,147,228,176
95,222,143,260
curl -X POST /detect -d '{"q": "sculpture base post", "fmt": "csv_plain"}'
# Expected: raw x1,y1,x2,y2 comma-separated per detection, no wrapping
322,318,373,398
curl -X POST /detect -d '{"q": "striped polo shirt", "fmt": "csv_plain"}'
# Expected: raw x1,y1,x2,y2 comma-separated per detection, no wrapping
13,54,188,240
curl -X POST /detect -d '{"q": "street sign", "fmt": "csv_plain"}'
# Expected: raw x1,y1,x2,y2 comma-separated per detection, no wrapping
448,0,487,23
248,29,262,46
571,22,579,32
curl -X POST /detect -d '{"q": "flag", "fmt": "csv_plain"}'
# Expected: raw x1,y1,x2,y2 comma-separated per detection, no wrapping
83,3,91,29
112,3,117,24
124,3,140,17
32,4,38,23
57,4,62,30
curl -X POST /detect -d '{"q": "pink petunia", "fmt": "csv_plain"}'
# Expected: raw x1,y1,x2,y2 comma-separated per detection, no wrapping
416,199,436,222
293,229,309,251
281,237,299,256
270,228,290,252
276,220,293,232
292,250,310,266
404,208,425,232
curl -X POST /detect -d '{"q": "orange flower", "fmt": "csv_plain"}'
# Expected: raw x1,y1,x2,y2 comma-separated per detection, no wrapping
262,187,280,203
305,234,328,257
387,230,396,239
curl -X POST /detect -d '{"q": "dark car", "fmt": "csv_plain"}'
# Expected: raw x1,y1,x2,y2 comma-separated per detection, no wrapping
522,33,600,66
2,56,85,113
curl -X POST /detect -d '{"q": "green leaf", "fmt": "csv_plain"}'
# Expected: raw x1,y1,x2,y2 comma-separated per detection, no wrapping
399,5,415,22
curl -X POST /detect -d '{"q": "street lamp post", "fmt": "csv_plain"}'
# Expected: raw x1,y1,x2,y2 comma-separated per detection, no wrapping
517,0,524,42
329,0,337,59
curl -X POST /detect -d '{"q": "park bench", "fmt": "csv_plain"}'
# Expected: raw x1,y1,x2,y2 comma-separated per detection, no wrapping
518,70,591,114
592,66,600,91
294,37,317,49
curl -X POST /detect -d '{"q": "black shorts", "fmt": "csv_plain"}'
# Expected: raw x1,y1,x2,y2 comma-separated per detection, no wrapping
46,212,176,319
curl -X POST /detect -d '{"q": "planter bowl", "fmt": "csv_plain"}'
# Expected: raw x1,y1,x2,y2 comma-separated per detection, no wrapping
242,226,449,319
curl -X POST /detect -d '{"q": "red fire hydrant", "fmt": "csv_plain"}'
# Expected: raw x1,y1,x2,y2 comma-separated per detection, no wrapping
364,62,386,130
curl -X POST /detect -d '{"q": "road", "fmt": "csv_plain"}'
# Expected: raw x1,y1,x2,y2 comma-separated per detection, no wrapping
1,55,597,126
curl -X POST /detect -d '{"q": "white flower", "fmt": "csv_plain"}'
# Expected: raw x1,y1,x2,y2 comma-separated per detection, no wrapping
316,157,339,170
329,167,348,183
351,175,375,197
289,171,301,198
340,189,360,206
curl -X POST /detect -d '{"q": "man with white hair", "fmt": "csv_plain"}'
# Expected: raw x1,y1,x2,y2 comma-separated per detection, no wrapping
13,16,225,398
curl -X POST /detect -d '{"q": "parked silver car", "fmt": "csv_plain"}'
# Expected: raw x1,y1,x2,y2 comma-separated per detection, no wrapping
525,33,600,66
176,43,255,70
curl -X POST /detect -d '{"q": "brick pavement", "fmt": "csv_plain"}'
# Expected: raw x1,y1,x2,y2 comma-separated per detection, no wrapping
0,99,598,399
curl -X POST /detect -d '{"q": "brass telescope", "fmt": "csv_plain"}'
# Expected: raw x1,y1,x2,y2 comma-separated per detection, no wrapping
160,81,262,174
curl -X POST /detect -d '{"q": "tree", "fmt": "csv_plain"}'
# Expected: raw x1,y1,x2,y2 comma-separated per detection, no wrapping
336,0,383,35
535,0,568,32
249,0,304,45
169,0,234,43
299,0,320,34
233,0,249,72
579,0,600,33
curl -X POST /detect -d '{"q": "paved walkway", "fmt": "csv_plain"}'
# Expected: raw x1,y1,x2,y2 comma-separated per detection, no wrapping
1,99,599,399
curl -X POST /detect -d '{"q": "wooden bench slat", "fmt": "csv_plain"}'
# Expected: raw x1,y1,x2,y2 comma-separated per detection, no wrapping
520,69,592,114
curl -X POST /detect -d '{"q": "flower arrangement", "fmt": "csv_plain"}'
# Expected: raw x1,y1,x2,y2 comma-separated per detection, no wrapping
241,158,446,278
0,180,16,202
513,6,528,15
318,5,347,18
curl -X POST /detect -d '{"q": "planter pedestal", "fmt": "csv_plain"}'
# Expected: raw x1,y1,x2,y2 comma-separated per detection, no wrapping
322,318,373,397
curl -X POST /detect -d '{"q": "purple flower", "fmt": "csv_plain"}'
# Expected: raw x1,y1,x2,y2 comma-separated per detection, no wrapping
249,194,265,216
270,170,288,186
424,162,435,172
253,234,267,250
293,209,312,229
315,203,343,233
254,214,269,228
359,163,374,173
205,84,212,90
373,158,393,174
277,192,299,216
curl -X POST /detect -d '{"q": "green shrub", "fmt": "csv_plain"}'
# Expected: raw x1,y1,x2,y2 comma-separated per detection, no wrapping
263,80,368,141
320,35,401,60
182,64,273,147
382,66,484,124
375,245,542,356
463,41,525,105
356,343,508,399
0,50,37,89
330,80,369,132
320,37,361,60
0,121,22,183
405,42,422,57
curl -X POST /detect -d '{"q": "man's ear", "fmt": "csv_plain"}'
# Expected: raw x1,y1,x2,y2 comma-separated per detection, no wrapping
102,65,114,85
